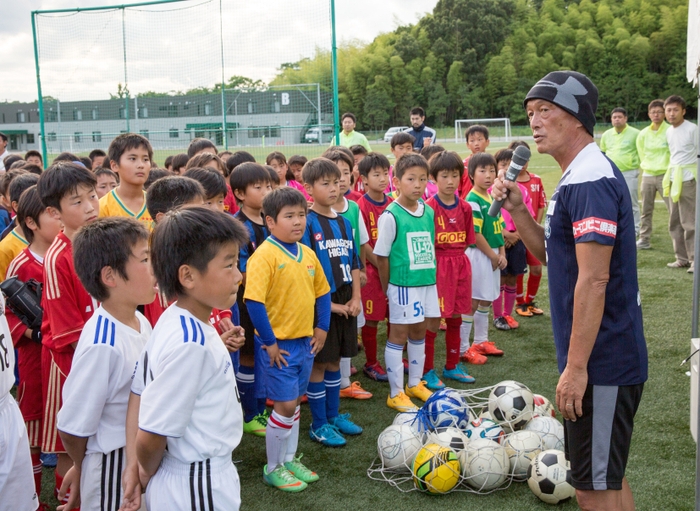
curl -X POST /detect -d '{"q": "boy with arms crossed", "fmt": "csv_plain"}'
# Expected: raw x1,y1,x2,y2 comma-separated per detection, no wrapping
375,153,438,411
56,218,155,511
245,188,331,492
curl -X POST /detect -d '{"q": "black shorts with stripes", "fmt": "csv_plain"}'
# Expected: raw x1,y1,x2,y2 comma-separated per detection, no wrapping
564,383,644,491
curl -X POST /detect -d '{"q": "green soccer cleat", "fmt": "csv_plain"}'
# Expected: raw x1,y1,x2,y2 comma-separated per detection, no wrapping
243,413,268,437
284,454,320,483
263,465,307,492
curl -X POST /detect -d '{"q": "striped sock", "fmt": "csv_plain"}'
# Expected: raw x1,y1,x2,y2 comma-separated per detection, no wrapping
474,305,491,344
385,341,404,398
407,338,425,388
460,314,474,353
307,380,327,430
236,365,257,423
266,411,294,470
325,370,341,421
284,406,301,463
31,452,41,497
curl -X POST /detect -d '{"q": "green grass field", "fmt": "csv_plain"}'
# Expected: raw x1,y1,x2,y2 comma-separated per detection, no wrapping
39,146,697,509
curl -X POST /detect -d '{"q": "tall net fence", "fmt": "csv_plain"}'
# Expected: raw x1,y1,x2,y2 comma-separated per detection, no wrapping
32,0,337,162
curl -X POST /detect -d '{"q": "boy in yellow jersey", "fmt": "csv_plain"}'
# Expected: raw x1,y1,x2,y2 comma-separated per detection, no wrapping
244,187,331,492
99,133,153,226
0,173,40,279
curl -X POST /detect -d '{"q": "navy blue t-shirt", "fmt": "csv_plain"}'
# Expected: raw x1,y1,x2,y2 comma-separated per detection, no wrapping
234,210,269,274
544,143,648,386
301,210,360,294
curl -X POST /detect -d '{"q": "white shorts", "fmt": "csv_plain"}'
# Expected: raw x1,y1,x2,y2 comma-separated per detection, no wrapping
80,447,126,511
357,309,366,329
387,284,440,324
0,394,38,511
466,247,501,302
145,453,240,511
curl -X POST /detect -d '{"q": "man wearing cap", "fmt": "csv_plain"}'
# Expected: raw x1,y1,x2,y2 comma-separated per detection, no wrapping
492,71,648,511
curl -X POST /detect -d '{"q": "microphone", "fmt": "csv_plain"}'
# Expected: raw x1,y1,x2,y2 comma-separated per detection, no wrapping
488,145,531,217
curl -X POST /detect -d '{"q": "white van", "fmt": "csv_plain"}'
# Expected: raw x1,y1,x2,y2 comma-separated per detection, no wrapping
304,126,335,144
383,126,410,143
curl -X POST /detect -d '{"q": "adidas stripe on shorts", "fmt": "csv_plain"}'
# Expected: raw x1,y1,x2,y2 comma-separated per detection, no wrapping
386,283,440,325
0,394,38,511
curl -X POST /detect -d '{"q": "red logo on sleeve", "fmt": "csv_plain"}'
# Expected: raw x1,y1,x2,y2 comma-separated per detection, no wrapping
572,217,617,239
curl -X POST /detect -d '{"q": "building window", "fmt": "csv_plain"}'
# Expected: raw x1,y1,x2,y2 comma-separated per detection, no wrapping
205,103,212,115
139,130,149,139
16,112,26,123
119,107,127,119
247,101,257,114
27,134,35,144
92,109,99,120
139,107,148,119
74,132,82,143
168,105,177,117
169,128,179,138
92,131,102,142
73,110,82,121
47,132,57,142
47,111,58,122
247,126,281,139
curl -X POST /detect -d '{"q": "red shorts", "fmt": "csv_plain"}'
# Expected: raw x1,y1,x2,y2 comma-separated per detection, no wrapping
436,253,472,318
361,265,388,322
41,347,73,453
525,249,542,267
16,341,43,446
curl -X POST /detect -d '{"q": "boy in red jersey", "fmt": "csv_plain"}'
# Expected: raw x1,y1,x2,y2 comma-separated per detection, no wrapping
356,153,394,381
460,125,491,199
424,151,477,386
5,185,62,502
508,141,547,317
36,161,100,503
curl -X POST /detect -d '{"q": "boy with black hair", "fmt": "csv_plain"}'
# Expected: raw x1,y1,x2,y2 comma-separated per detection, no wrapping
79,157,93,171
25,150,43,168
349,144,368,194
37,161,100,502
52,152,79,164
142,168,171,191
301,158,363,446
460,125,490,199
184,166,228,212
245,187,331,492
89,149,107,170
375,153,438,411
135,208,248,510
186,154,238,213
171,153,189,175
163,155,174,172
0,172,40,278
387,132,416,195
20,164,43,176
94,168,119,199
187,137,217,158
56,218,155,511
356,152,393,381
230,162,272,436
101,133,153,226
6,185,62,503
145,176,205,223
226,151,256,174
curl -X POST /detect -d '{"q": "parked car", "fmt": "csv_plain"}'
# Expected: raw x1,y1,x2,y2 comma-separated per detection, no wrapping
383,126,410,143
304,126,335,144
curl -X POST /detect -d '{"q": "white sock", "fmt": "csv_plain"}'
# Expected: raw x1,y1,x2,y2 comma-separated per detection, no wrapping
460,314,473,353
284,406,301,463
385,341,404,398
340,357,352,389
407,338,425,388
266,410,294,471
473,305,490,344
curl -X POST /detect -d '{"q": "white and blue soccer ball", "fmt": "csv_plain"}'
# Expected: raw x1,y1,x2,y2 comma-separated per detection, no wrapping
422,389,470,430
488,380,535,432
378,424,423,471
466,418,506,444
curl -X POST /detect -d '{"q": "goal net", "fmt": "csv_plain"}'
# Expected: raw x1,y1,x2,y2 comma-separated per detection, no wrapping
31,0,337,162
455,118,511,144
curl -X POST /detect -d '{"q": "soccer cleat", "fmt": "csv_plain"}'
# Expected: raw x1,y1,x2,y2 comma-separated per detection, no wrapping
636,239,651,250
309,423,346,447
421,369,446,391
515,303,534,317
667,260,691,268
386,392,419,412
503,315,519,329
284,454,319,483
527,302,544,315
471,341,504,357
243,413,268,437
329,413,363,435
443,364,475,384
462,347,488,365
405,381,433,402
493,317,510,330
263,465,308,492
363,361,388,382
339,381,373,400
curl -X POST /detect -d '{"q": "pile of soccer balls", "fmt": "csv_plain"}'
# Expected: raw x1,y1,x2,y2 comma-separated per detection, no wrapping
368,381,576,505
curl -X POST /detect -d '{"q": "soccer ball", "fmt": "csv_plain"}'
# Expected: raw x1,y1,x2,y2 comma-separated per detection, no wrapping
488,380,535,432
427,427,470,452
524,416,565,451
392,412,428,440
503,430,543,481
527,450,576,504
533,394,556,418
423,389,470,430
412,443,461,494
479,408,493,421
458,438,510,491
377,424,423,471
465,418,505,444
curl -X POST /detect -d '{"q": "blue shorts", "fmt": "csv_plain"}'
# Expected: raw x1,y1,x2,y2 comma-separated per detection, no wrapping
260,337,314,402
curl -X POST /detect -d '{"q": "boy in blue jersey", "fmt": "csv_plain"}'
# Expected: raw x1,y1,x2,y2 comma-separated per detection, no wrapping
230,163,273,436
301,158,363,447
244,188,331,492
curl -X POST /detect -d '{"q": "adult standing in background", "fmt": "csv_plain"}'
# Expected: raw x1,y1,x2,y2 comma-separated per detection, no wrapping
0,133,10,172
332,113,371,152
600,108,641,237
492,70,647,511
405,107,436,152
635,99,670,250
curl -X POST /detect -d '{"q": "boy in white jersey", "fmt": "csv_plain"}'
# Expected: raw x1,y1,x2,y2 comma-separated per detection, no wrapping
56,218,155,511
135,207,248,511
0,292,38,510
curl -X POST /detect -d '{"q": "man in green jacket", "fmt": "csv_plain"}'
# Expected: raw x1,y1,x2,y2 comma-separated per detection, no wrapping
332,112,371,151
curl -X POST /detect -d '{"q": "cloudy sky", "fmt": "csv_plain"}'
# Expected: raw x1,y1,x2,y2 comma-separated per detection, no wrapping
0,0,438,103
